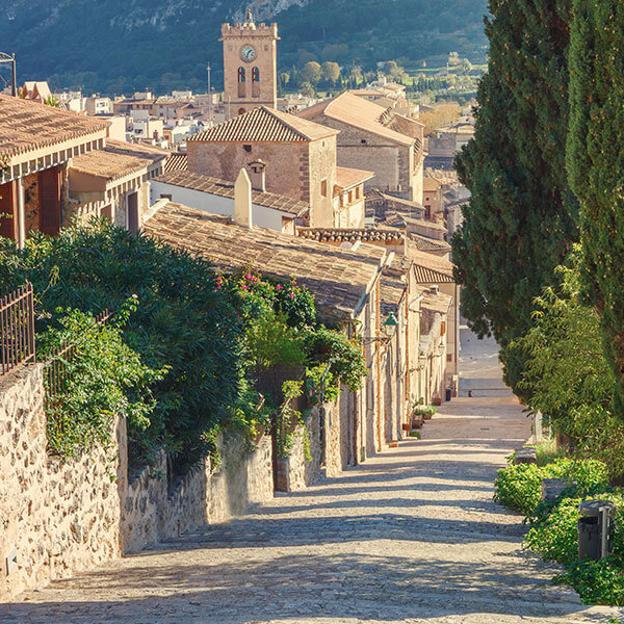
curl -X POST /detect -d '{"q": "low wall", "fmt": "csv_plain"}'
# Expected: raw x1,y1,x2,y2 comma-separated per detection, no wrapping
0,365,124,600
122,433,273,552
0,365,275,600
276,411,322,492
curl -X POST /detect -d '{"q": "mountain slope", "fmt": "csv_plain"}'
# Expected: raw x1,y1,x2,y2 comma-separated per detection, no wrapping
0,0,488,94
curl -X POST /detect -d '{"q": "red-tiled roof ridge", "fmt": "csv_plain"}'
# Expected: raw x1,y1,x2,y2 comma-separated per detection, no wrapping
188,106,338,143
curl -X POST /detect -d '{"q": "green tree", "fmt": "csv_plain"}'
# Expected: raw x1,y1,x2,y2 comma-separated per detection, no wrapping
515,249,624,478
453,0,577,391
301,61,322,85
321,61,341,86
567,1,624,412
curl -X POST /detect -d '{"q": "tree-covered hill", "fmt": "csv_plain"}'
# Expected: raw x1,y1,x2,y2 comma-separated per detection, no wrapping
0,0,487,94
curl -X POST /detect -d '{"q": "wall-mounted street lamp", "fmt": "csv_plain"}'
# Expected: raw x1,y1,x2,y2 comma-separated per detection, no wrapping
361,312,399,344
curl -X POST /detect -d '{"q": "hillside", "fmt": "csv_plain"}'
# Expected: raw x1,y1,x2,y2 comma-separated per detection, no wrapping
0,0,488,94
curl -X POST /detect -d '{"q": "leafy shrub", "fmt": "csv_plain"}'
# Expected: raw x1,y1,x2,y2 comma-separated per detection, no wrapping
555,558,624,606
0,222,245,474
542,458,610,497
40,300,165,459
525,497,582,564
494,463,544,515
494,458,610,517
304,325,367,393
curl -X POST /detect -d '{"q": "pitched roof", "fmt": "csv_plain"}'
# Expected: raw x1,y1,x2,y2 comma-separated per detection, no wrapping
188,106,338,143
0,94,108,159
410,233,452,254
298,92,414,146
335,166,375,190
407,244,456,284
164,152,189,173
70,140,166,181
154,171,309,217
144,202,386,321
381,258,408,316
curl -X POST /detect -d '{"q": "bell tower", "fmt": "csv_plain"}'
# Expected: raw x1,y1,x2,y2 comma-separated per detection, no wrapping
221,9,279,118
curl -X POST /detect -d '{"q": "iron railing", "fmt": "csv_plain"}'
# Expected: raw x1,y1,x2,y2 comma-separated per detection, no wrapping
0,283,36,377
43,309,111,403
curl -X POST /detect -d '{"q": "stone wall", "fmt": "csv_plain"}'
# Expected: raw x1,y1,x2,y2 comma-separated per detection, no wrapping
122,433,273,552
275,411,322,492
0,365,275,600
0,365,124,600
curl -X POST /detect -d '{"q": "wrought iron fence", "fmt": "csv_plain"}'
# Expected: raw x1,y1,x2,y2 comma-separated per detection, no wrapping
0,283,36,377
43,309,111,403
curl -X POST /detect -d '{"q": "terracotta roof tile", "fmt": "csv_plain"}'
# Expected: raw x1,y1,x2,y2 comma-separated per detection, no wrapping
70,140,166,181
0,94,108,158
410,233,452,253
421,289,453,314
164,152,189,173
188,106,338,143
297,227,404,244
407,244,456,284
298,92,414,146
335,166,375,189
155,171,309,217
144,202,385,322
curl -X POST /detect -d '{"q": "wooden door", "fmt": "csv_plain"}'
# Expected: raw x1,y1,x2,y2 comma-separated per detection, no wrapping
0,181,18,241
38,167,62,235
127,192,139,233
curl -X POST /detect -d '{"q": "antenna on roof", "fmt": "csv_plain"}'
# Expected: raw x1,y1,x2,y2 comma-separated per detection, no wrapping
0,52,17,96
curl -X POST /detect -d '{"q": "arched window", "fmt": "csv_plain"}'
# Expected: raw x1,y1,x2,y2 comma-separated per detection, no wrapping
238,67,246,98
252,67,260,98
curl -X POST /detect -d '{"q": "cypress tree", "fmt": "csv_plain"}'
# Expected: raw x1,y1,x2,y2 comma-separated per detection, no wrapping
453,0,576,389
567,1,624,410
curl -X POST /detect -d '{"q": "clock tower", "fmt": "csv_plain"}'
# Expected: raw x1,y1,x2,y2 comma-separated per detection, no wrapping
221,9,279,118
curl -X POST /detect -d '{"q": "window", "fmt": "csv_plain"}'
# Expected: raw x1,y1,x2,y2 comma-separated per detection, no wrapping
238,67,246,98
243,144,252,153
252,67,261,98
320,179,328,197
348,190,353,204
447,353,453,362
355,187,360,199
361,138,367,145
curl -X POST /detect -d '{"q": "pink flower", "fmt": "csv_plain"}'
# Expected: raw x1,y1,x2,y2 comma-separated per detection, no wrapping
276,284,283,291
290,292,295,300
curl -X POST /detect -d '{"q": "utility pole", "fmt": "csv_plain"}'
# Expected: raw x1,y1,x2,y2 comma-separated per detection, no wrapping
207,63,213,126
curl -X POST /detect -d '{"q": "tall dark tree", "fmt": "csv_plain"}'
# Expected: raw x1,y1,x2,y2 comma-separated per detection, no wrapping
567,1,624,410
453,0,577,389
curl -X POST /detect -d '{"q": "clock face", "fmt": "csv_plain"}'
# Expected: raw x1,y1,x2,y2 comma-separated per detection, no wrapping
240,45,257,63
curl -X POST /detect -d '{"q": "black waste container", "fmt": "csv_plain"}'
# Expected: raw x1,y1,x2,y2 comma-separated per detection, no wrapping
578,500,616,561
445,387,452,402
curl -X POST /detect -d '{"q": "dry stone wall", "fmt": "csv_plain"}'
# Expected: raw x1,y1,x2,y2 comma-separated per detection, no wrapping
0,365,275,600
0,365,124,600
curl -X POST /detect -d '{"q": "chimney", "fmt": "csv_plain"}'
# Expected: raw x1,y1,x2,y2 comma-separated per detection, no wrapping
248,159,267,192
234,168,253,228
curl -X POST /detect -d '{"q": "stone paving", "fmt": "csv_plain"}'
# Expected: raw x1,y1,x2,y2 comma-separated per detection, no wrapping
1,332,621,623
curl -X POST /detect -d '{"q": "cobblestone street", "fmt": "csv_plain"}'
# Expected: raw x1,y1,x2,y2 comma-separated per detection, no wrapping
1,332,619,623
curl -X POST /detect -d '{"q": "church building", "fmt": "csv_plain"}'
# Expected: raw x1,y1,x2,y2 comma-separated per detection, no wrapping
221,10,279,117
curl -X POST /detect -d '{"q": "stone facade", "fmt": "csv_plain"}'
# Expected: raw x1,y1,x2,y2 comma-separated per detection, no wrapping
299,107,424,204
187,136,337,228
221,17,279,115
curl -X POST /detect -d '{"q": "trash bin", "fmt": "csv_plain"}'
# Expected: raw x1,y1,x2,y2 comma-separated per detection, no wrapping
445,387,452,402
578,500,616,561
